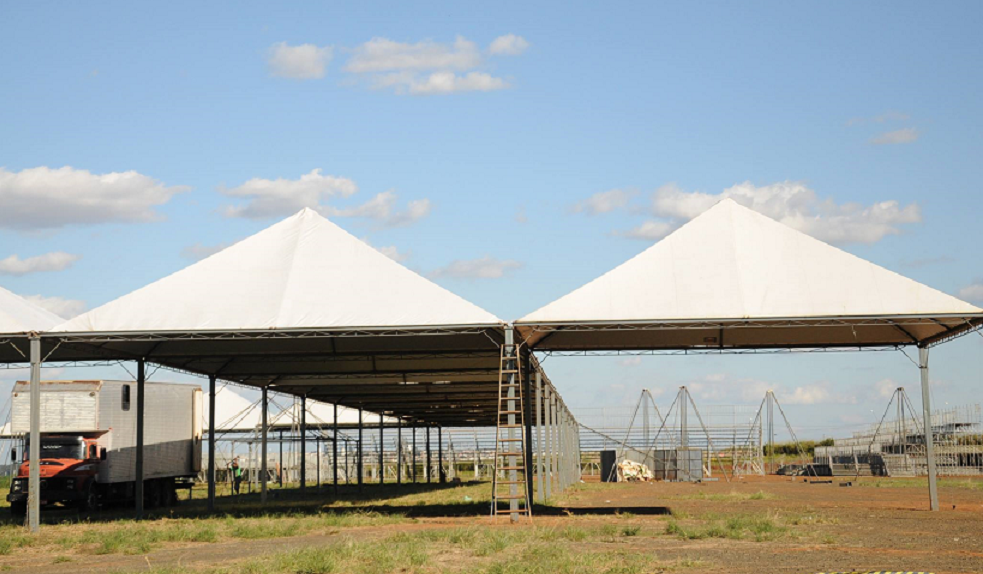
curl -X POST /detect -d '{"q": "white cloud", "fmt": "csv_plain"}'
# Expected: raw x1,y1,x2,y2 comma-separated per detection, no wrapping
360,237,410,263
345,36,482,73
874,379,900,399
515,207,528,224
181,242,234,261
651,181,921,245
400,71,508,95
220,169,358,219
325,191,431,227
344,35,515,96
958,281,983,303
845,111,910,126
615,220,675,241
619,356,642,367
267,42,333,79
870,128,919,145
488,34,529,56
572,189,634,215
0,166,188,230
687,374,770,403
900,255,955,269
782,382,856,405
376,245,410,262
22,295,86,319
0,252,80,276
430,256,522,280
222,171,430,227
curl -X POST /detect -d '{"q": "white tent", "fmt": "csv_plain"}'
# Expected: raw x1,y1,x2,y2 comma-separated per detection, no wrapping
42,208,510,426
0,286,63,363
54,207,500,333
203,386,393,433
268,400,399,429
517,199,983,350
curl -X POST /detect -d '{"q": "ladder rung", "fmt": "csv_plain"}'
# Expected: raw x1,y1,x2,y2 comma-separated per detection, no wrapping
499,383,520,387
498,410,522,414
496,452,524,457
498,424,523,428
497,466,525,470
500,369,519,374
498,438,522,442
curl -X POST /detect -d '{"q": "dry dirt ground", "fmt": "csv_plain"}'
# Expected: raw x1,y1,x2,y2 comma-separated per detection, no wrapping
1,476,980,574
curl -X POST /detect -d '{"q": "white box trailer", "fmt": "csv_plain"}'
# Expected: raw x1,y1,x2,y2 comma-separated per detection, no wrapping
7,380,202,513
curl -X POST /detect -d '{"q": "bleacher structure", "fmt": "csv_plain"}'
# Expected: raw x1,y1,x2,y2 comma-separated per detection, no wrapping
815,390,983,477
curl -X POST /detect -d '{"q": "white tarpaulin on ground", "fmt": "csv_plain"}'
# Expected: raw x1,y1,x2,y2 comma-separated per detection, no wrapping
617,459,653,482
53,208,501,333
517,199,983,350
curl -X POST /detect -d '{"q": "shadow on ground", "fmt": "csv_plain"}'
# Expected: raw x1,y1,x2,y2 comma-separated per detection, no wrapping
0,481,670,525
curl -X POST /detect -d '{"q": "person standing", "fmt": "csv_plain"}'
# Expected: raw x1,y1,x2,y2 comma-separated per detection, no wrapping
230,456,243,495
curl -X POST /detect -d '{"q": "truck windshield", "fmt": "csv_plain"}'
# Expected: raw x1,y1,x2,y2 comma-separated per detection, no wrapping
23,438,84,461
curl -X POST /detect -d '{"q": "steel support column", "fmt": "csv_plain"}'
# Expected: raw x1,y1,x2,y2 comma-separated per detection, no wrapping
135,359,146,519
544,385,553,500
919,346,940,511
332,403,338,495
261,385,268,504
27,335,41,532
378,414,384,485
438,426,445,483
426,426,431,483
207,374,216,512
357,407,363,492
396,418,402,487
300,396,307,493
412,426,417,482
504,327,519,521
535,369,544,502
523,354,534,506
549,395,556,492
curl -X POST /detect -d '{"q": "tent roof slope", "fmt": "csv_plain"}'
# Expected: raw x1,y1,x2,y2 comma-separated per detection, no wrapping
517,199,982,350
52,208,502,334
0,285,63,334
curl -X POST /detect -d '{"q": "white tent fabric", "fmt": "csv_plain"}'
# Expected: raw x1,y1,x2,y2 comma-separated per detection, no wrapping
202,387,391,432
517,199,982,350
268,400,398,429
53,208,502,333
203,386,263,432
0,286,63,334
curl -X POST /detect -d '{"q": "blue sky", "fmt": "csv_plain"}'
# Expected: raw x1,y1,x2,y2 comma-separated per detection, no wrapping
1,1,981,439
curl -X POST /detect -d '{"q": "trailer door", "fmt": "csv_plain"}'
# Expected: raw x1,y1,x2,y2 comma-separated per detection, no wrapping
192,388,203,472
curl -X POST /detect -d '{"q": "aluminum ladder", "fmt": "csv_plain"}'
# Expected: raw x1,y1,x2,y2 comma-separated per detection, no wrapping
491,342,531,520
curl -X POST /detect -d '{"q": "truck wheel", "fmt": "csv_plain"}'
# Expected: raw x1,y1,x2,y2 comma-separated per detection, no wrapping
9,501,26,517
164,481,177,506
148,480,163,509
79,481,99,512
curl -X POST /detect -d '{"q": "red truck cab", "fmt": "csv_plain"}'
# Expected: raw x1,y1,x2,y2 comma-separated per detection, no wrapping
7,435,104,515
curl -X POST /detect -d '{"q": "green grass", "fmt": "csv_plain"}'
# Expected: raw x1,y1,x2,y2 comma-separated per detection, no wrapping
130,528,708,574
665,513,787,542
672,490,775,501
0,509,405,557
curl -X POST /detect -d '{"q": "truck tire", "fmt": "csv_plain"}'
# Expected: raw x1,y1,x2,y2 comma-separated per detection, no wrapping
147,480,163,509
78,481,99,512
164,480,177,506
